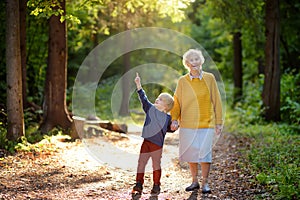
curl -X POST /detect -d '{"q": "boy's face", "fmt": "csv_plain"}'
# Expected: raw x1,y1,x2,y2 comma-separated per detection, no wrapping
154,95,167,112
186,53,202,71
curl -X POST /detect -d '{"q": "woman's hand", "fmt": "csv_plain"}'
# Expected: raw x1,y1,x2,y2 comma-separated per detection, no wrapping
215,124,223,135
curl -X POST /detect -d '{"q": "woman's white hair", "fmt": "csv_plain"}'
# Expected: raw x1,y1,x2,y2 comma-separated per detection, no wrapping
182,49,205,69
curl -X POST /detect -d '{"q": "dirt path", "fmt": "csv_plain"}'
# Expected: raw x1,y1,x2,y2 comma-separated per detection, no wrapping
0,125,262,200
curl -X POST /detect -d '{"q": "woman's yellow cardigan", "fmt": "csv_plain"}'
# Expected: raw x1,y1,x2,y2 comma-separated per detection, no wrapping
171,72,223,129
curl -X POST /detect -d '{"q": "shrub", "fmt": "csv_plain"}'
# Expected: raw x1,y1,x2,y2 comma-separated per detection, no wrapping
232,75,265,125
281,70,300,126
243,125,299,199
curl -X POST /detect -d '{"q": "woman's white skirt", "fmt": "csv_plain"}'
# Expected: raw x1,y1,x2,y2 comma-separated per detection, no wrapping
179,128,214,163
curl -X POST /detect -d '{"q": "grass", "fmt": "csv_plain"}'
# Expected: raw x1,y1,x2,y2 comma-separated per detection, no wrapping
226,108,300,200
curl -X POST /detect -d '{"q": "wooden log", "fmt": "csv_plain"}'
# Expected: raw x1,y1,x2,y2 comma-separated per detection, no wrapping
99,121,127,133
70,115,128,140
86,115,127,133
70,116,85,139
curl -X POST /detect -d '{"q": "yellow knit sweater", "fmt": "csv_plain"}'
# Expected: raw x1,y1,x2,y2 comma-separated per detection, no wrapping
171,72,223,129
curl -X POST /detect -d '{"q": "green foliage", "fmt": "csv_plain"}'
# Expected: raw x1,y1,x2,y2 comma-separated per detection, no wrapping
229,70,300,129
0,114,63,154
92,68,176,124
27,0,70,21
95,75,148,120
280,70,300,125
24,113,59,145
280,0,300,72
0,105,63,153
249,130,299,199
26,11,48,104
227,107,300,199
66,0,192,93
188,0,265,81
231,75,265,125
95,75,119,120
0,123,17,153
188,1,233,79
225,68,300,199
94,74,169,121
14,136,34,152
15,129,69,153
0,107,15,153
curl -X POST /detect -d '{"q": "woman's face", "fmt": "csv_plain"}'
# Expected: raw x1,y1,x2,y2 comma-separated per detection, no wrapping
186,54,202,71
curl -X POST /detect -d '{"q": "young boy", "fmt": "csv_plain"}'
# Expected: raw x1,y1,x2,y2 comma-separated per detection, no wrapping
132,73,174,196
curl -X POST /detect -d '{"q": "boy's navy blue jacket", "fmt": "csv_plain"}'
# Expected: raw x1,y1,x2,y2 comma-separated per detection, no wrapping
137,89,173,147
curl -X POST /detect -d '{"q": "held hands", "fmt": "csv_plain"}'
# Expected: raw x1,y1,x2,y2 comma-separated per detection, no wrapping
170,120,179,131
135,72,142,90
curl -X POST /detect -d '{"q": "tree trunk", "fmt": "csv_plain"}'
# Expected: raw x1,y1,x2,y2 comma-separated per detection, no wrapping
6,0,25,140
40,0,72,133
233,31,243,105
262,0,280,121
119,52,131,116
119,30,131,116
20,0,27,108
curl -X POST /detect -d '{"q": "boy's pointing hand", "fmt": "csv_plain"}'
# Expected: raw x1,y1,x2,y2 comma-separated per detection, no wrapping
135,72,142,90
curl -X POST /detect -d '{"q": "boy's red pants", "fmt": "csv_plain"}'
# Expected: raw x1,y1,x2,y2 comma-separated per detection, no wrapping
136,139,163,185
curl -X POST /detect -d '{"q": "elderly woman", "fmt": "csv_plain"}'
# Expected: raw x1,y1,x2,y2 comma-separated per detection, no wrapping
171,49,223,194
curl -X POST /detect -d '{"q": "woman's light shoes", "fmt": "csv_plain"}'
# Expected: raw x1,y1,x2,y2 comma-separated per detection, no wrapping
185,182,211,194
201,183,211,194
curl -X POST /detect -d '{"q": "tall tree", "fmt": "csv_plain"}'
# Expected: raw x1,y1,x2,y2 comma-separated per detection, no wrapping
6,0,25,140
189,0,265,104
68,0,190,117
279,0,300,73
99,0,190,116
39,0,72,133
20,0,27,108
190,0,245,104
119,27,132,116
262,0,280,121
233,31,243,104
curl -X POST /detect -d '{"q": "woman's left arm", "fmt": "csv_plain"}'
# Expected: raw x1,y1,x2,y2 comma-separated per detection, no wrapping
210,74,224,134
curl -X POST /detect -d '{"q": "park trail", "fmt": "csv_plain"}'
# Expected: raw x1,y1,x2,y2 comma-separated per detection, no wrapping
0,124,265,200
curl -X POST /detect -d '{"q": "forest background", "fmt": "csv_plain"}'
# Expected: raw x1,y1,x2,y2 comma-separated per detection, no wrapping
0,0,299,199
